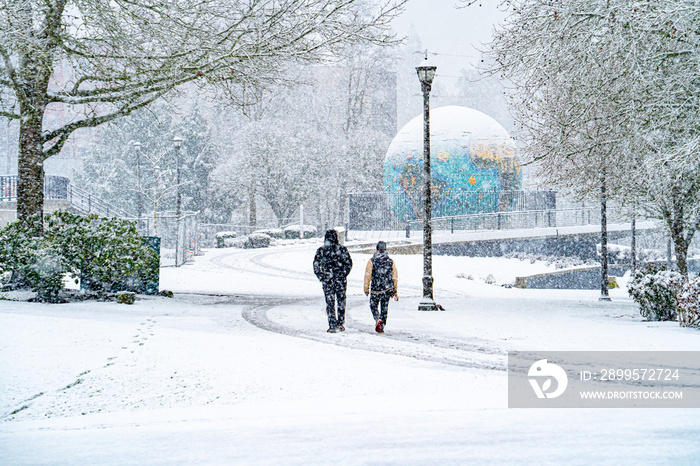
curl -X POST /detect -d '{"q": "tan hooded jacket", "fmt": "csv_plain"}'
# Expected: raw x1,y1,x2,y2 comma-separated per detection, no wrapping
363,253,398,295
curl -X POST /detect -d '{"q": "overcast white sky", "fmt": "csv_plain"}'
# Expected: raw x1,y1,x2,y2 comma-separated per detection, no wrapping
392,0,507,82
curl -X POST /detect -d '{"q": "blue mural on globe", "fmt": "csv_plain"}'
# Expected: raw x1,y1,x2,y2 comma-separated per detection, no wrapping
384,106,522,220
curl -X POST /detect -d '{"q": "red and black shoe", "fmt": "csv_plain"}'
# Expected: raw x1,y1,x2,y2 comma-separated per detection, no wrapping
327,327,338,333
375,319,384,334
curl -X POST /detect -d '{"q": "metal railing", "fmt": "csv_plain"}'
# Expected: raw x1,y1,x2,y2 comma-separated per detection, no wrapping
1,175,70,202
348,189,557,231
348,206,642,241
1,175,133,219
407,206,632,234
66,184,133,219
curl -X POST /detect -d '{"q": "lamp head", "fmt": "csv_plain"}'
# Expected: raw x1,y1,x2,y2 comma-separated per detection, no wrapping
416,58,437,85
172,136,184,149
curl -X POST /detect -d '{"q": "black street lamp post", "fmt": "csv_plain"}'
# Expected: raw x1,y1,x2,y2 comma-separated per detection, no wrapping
600,167,611,301
173,136,184,267
416,58,440,311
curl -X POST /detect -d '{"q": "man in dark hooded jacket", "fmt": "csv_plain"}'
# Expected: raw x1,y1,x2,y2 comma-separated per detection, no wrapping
313,229,353,332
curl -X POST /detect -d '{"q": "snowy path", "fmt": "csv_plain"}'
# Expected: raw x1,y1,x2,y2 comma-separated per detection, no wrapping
3,243,700,464
243,298,505,371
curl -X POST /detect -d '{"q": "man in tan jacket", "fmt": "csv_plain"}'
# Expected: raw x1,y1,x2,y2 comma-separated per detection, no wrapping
363,241,398,334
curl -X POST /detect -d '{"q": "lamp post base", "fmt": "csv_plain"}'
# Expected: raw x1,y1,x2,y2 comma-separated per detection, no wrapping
418,297,442,311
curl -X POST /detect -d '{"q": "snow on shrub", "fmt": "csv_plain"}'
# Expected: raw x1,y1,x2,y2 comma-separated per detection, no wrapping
255,228,285,239
46,212,159,293
215,231,237,248
677,276,700,328
283,225,317,240
244,233,272,249
0,216,67,302
117,291,136,305
0,212,159,300
627,265,683,321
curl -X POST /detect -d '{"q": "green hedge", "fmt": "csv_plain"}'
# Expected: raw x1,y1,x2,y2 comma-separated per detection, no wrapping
0,212,159,302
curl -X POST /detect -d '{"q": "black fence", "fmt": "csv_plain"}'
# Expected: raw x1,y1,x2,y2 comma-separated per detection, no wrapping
348,189,557,231
67,184,132,219
1,175,133,220
1,175,70,201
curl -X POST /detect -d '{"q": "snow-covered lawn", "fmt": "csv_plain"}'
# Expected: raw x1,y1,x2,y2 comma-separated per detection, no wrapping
2,242,700,464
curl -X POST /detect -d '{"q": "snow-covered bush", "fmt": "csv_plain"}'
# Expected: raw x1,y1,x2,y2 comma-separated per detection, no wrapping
46,212,159,293
0,212,159,300
0,217,36,288
215,231,238,248
25,247,69,303
255,228,285,239
0,217,68,302
627,266,684,321
244,233,272,249
677,277,700,328
283,225,317,240
484,274,497,285
117,291,136,305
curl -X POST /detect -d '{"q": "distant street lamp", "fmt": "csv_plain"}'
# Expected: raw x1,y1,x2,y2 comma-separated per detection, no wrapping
416,58,440,311
600,168,611,301
173,136,184,267
133,141,143,230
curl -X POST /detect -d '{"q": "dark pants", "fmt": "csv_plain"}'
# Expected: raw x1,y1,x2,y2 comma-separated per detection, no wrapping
322,280,347,329
370,291,392,324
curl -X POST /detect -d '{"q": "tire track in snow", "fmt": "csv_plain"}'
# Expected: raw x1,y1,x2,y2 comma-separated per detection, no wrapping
205,248,502,369
343,303,507,358
241,299,505,372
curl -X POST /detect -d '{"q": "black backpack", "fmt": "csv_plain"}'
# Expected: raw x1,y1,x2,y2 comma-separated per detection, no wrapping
371,253,394,293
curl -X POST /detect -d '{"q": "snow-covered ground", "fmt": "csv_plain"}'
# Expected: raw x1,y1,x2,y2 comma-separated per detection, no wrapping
2,241,700,464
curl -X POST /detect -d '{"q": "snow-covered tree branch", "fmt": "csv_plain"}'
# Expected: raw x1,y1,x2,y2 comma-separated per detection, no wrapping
0,0,405,229
488,0,700,276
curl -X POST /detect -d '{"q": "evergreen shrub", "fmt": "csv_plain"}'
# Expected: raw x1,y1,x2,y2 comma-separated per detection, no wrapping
0,217,67,302
255,228,284,239
678,277,700,327
283,225,317,240
0,212,159,300
46,212,159,293
244,233,271,249
117,291,136,305
627,265,683,321
215,231,237,248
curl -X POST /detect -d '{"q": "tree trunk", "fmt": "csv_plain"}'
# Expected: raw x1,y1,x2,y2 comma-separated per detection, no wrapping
669,217,689,277
672,234,688,278
337,182,347,227
669,188,690,277
17,113,45,232
249,185,256,228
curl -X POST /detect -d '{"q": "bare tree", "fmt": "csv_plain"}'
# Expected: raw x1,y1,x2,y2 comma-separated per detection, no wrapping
0,0,405,231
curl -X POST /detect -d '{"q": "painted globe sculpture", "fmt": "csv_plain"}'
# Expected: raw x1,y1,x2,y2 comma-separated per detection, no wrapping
384,105,522,221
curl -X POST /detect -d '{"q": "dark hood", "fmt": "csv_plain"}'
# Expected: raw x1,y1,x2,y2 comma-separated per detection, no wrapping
324,229,339,245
